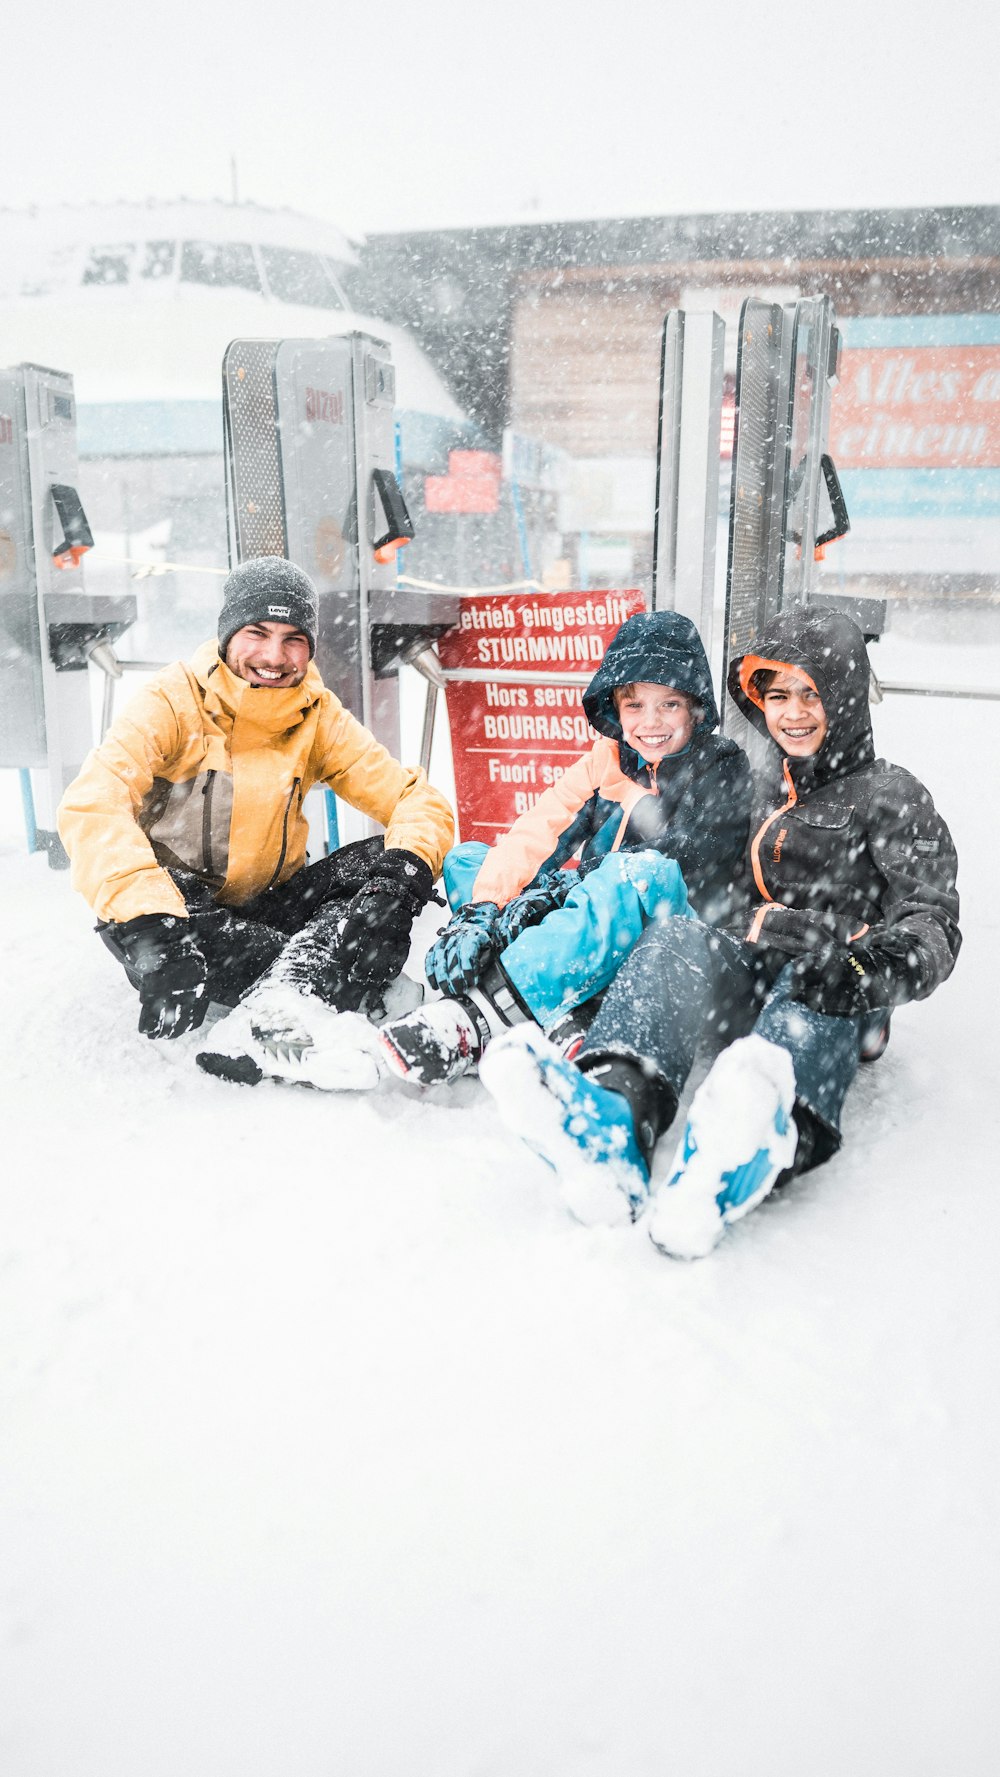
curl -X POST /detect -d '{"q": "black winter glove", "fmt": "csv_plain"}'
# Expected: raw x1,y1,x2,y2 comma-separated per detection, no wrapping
111,913,209,1039
338,848,433,998
425,901,501,996
737,904,863,954
787,936,915,1019
495,872,574,946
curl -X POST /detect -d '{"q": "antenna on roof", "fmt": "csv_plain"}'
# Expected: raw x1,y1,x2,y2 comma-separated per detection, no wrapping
230,156,239,206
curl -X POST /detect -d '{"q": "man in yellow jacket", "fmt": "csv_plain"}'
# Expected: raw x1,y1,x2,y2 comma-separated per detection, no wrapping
58,557,454,1080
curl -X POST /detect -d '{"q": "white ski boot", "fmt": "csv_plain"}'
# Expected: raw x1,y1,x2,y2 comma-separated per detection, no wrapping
379,991,496,1085
196,977,419,1091
381,937,539,1089
646,1034,798,1259
479,1025,650,1227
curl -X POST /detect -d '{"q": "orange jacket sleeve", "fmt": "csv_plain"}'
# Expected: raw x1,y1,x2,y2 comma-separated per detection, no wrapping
57,682,192,923
469,746,606,907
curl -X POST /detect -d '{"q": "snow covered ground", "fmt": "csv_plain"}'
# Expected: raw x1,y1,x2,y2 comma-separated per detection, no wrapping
2,628,999,1776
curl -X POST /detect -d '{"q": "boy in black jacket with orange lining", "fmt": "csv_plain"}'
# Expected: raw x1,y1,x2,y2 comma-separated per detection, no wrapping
481,608,961,1256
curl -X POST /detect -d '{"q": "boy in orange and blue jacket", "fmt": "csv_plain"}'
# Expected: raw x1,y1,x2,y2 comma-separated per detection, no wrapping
379,609,752,1086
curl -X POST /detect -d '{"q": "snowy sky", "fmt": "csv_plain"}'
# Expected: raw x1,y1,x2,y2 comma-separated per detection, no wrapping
6,0,998,238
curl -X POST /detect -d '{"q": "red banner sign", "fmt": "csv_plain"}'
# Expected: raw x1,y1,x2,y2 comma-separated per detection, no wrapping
830,345,1000,469
425,450,502,514
439,589,646,845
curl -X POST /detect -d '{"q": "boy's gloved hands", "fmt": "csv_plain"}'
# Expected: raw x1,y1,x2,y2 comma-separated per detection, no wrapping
426,873,576,995
339,848,433,1000
788,935,917,1019
425,901,501,995
495,872,573,946
111,913,209,1039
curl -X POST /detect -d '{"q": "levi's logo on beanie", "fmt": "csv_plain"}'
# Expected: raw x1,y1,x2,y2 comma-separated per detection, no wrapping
217,557,319,658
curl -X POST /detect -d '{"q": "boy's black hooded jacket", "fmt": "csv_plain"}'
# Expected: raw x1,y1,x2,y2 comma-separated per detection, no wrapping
562,610,752,919
727,606,960,1003
470,609,752,922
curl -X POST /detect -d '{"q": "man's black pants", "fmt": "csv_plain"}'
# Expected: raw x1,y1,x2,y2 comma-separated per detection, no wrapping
101,838,386,1008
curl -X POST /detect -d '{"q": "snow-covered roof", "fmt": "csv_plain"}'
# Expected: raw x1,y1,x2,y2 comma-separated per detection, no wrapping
0,199,359,299
0,202,466,423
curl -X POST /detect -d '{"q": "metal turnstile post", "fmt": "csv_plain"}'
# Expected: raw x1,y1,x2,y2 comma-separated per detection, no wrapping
653,310,726,656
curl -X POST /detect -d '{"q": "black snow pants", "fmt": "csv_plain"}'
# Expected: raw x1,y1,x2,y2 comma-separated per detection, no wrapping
101,837,387,1009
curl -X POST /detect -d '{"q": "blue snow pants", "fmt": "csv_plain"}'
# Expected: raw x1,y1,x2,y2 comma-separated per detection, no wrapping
578,914,868,1162
441,840,692,1032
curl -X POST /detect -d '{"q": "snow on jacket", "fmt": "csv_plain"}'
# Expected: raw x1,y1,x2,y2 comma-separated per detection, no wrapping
471,610,752,921
58,640,454,924
726,605,960,1001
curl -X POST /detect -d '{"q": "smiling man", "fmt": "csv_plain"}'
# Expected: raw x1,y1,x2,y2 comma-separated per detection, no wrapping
58,557,453,1067
224,618,312,690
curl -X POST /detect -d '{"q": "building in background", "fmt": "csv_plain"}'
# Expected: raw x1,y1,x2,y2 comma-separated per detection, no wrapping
4,202,997,646
355,207,1000,618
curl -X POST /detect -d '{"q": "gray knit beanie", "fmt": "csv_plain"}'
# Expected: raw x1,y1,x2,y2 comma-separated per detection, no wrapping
218,557,319,658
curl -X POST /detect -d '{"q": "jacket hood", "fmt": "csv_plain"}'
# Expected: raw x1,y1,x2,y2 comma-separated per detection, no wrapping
583,611,720,750
727,606,875,781
192,639,327,732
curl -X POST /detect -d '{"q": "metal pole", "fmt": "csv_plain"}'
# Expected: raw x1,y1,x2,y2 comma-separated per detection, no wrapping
510,478,532,580
19,769,38,854
878,681,1000,703
419,679,439,776
324,789,340,854
408,647,592,693
100,671,116,739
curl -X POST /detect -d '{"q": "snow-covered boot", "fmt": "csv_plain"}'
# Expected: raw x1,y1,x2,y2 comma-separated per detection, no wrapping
380,960,529,1087
379,990,498,1085
196,980,386,1091
646,1034,797,1260
545,1001,598,1061
478,1025,650,1227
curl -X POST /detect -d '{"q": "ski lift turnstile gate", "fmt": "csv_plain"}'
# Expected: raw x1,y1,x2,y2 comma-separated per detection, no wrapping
652,309,726,644
222,332,459,844
720,295,874,760
0,361,136,863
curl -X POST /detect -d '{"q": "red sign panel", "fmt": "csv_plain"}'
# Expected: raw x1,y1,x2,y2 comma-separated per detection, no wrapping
439,588,646,845
425,449,502,514
830,346,1000,469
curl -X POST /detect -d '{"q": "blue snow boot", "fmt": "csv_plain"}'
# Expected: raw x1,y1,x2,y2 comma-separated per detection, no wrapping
478,1026,650,1227
647,1034,798,1259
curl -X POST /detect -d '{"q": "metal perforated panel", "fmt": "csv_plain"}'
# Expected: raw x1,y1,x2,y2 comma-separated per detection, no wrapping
223,342,287,560
274,337,361,714
781,297,833,608
725,302,784,661
653,310,725,653
721,301,791,753
652,311,684,610
0,372,47,766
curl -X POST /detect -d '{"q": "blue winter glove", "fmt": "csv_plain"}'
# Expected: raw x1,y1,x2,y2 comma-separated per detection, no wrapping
495,872,573,946
425,901,501,996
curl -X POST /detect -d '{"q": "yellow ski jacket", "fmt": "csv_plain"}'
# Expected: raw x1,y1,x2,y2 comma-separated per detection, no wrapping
58,641,454,923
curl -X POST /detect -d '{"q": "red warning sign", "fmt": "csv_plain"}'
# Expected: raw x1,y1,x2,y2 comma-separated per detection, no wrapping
439,588,646,845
